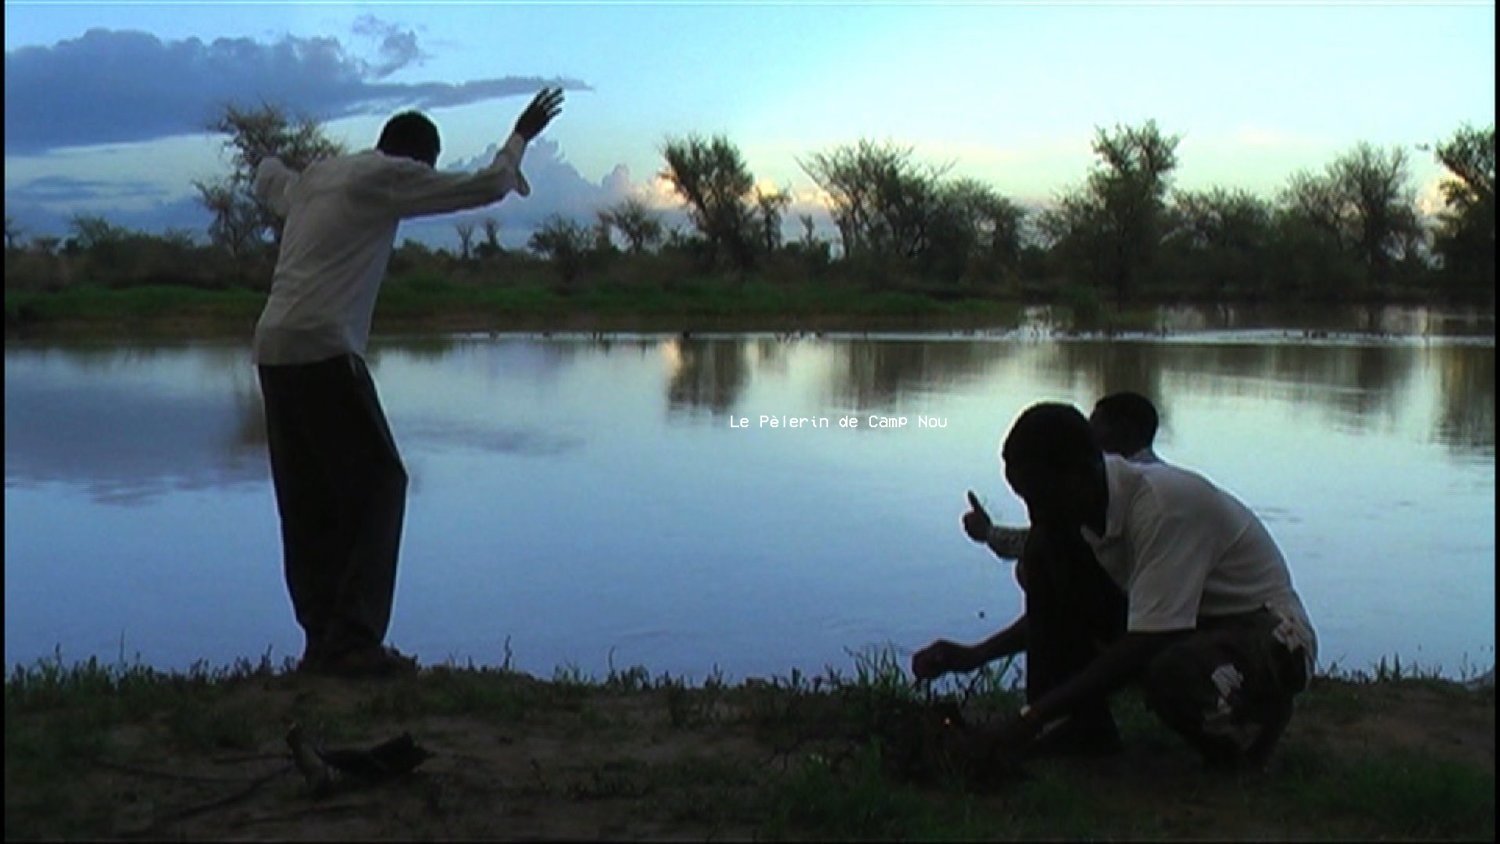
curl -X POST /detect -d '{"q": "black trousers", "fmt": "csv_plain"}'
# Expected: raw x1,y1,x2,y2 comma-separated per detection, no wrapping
1022,523,1308,764
258,354,407,658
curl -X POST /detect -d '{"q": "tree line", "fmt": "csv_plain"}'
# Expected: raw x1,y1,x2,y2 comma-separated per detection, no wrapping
5,105,1493,308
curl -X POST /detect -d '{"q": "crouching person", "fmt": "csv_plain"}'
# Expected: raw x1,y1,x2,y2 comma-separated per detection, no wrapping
913,402,1317,770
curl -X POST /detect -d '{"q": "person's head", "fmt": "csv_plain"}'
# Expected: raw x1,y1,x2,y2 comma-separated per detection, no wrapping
1090,391,1158,457
377,111,440,167
1001,402,1104,526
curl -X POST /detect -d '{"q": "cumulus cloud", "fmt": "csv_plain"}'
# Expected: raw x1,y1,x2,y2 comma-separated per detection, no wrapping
4,27,590,154
399,138,688,248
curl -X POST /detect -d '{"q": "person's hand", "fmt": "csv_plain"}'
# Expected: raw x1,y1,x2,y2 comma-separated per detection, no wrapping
962,490,993,544
514,88,565,141
912,639,974,681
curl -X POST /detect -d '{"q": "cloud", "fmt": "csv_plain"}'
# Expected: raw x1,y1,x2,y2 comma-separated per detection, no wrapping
5,184,211,240
4,27,590,154
351,15,427,79
5,175,172,205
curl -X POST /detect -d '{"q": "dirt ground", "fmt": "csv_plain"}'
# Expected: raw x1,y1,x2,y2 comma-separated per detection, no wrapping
8,669,1495,841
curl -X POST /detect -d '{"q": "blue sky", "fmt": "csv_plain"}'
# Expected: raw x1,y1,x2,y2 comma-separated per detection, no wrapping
5,1,1495,249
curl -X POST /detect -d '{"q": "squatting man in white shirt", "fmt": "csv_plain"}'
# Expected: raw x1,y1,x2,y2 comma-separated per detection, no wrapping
913,402,1318,770
251,89,565,678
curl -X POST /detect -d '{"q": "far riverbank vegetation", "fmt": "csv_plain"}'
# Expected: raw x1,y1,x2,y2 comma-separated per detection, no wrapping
5,109,1493,333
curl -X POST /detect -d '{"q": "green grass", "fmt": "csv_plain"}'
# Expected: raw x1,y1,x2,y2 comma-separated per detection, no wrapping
5,284,264,325
7,275,1027,333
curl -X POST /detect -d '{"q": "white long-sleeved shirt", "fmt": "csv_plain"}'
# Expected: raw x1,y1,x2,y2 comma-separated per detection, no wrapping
250,133,529,364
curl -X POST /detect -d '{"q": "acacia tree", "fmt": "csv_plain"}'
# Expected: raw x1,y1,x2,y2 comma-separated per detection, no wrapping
1038,121,1180,303
527,214,592,284
923,178,1025,283
1167,188,1274,299
195,103,344,265
1089,121,1180,303
4,216,22,252
799,140,950,261
1432,124,1495,296
753,187,791,254
660,134,758,269
1277,143,1423,297
600,197,664,254
454,221,476,261
1333,143,1423,289
479,217,504,258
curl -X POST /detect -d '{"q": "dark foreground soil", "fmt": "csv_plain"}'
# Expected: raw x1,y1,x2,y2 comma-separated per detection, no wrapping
4,663,1494,841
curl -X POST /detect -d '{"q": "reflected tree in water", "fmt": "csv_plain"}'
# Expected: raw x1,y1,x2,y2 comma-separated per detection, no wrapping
829,341,1001,411
665,338,750,417
1435,346,1495,455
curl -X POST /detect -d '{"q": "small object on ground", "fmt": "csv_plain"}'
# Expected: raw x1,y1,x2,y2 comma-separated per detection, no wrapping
285,724,432,797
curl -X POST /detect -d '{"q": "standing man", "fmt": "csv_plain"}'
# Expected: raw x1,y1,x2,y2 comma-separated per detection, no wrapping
914,403,1317,769
253,89,565,677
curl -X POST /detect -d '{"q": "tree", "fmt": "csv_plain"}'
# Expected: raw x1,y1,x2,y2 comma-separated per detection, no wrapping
454,221,476,261
1087,120,1180,303
1278,143,1424,297
1432,124,1495,296
527,215,592,284
600,198,663,255
1167,188,1274,299
1332,143,1422,289
64,213,131,264
924,178,1025,283
660,134,758,269
195,103,344,264
479,217,504,258
799,139,950,261
4,216,21,252
592,210,618,255
753,187,791,254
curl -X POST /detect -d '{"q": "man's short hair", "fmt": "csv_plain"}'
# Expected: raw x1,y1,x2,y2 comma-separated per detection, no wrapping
1001,402,1100,474
1093,391,1159,446
377,111,440,166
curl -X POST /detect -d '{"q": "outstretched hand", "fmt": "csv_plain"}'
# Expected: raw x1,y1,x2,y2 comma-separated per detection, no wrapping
912,639,973,681
514,88,565,141
962,490,993,544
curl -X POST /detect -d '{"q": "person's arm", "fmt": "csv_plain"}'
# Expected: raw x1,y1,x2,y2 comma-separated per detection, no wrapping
1024,630,1183,725
370,134,530,219
987,525,1028,560
366,87,564,219
911,615,1027,680
253,158,300,218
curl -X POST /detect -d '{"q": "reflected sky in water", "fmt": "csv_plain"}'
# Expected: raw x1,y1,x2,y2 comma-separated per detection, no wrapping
5,327,1495,680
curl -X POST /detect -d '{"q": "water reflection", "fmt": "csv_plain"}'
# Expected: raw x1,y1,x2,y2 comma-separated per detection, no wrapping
665,338,750,417
830,340,1000,411
6,322,1494,679
1437,347,1496,455
6,335,1494,507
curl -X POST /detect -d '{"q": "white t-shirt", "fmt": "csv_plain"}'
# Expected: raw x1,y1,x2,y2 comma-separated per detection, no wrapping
1081,456,1318,672
251,133,529,365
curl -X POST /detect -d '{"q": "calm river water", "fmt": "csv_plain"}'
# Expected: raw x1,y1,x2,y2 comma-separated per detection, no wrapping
5,309,1495,681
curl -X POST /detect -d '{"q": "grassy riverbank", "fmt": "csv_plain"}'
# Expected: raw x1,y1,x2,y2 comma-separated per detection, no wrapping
5,650,1493,840
4,277,1049,340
